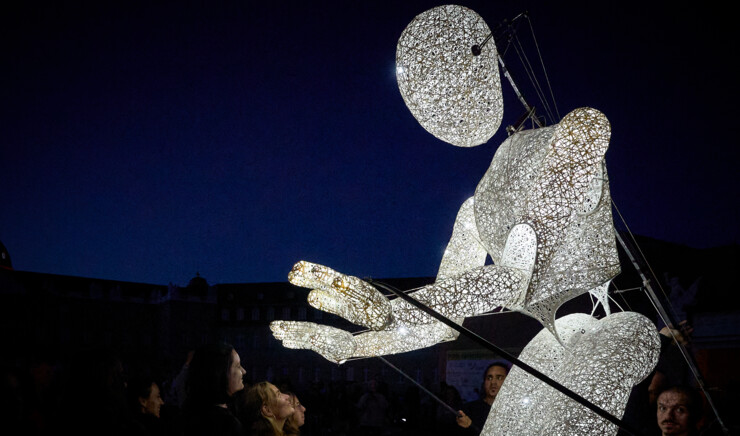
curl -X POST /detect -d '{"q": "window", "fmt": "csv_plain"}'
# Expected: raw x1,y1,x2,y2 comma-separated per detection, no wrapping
252,307,260,321
282,307,291,319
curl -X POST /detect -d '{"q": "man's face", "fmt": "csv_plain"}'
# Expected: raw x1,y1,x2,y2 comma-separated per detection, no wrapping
483,365,507,403
657,390,692,436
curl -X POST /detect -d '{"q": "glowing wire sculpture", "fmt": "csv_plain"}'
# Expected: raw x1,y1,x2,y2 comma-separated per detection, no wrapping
271,105,619,359
486,312,660,435
270,4,660,433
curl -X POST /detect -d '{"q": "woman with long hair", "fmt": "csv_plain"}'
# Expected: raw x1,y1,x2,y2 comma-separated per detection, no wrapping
236,382,294,436
183,342,246,436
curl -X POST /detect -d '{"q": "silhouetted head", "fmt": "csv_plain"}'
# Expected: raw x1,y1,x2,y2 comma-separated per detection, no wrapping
185,342,244,407
127,377,164,418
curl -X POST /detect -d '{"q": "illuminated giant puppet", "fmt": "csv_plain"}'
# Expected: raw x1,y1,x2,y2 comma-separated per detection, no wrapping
271,5,660,435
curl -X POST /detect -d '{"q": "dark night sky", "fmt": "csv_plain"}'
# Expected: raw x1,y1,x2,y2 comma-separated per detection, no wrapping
1,1,737,286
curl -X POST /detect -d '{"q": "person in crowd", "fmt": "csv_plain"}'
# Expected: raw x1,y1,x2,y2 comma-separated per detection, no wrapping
356,378,390,436
653,321,694,395
166,350,194,408
125,376,166,435
621,320,695,435
0,365,25,435
455,361,510,435
435,382,464,435
183,342,246,436
56,346,129,436
236,381,295,436
283,391,306,436
656,385,703,436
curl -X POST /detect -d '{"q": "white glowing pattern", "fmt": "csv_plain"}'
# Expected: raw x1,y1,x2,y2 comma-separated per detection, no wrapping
271,15,646,424
436,197,488,281
288,262,393,330
271,107,619,361
271,321,356,364
396,5,503,147
271,198,528,363
486,312,660,435
474,107,621,339
268,5,662,434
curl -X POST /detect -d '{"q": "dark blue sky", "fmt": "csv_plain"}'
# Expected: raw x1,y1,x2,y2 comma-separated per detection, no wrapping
2,1,737,286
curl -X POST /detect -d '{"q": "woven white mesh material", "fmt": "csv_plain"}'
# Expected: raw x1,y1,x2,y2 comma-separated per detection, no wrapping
396,4,503,147
270,5,655,432
486,312,660,435
271,107,621,361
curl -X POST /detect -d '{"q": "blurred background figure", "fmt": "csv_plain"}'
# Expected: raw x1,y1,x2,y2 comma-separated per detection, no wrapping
56,346,128,436
166,350,194,409
356,379,389,436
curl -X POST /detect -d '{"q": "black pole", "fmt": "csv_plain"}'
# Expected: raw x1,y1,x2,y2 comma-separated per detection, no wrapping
367,279,643,436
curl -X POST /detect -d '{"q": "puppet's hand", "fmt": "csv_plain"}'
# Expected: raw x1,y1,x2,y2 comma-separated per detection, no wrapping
270,321,357,364
288,261,393,330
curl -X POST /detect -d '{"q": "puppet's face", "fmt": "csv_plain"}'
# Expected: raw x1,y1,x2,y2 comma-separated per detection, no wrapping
396,5,503,147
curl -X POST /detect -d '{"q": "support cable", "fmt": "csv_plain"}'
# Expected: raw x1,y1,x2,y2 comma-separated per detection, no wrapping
479,13,544,130
525,15,560,120
496,55,543,128
511,33,555,125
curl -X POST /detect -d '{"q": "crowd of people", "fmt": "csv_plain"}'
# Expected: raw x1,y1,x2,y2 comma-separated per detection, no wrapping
0,343,310,436
0,323,724,436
